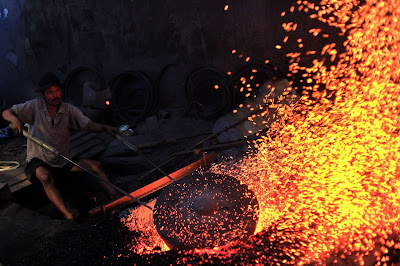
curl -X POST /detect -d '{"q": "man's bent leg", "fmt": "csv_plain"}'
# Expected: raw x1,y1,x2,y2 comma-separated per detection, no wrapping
35,166,73,220
71,159,119,199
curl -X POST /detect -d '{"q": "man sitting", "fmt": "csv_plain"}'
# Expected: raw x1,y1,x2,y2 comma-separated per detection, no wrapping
2,72,119,220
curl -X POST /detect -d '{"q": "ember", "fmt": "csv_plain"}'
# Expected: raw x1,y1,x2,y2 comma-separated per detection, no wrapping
121,0,400,264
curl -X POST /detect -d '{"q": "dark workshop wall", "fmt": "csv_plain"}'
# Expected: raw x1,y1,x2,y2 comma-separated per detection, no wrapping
0,0,295,109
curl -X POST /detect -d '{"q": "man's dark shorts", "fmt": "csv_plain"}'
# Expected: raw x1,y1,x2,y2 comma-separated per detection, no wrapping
25,158,75,185
25,157,100,211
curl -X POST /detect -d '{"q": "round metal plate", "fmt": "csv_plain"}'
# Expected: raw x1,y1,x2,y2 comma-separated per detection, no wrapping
153,172,259,249
64,67,105,107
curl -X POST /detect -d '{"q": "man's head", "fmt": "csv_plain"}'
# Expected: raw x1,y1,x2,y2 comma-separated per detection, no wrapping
37,72,62,106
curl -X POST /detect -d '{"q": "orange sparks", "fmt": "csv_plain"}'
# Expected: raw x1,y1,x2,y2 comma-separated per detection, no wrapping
212,0,400,264
224,4,229,11
284,36,289,43
121,1,400,264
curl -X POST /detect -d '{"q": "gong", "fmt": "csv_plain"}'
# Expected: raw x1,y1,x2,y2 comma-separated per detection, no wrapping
153,172,259,250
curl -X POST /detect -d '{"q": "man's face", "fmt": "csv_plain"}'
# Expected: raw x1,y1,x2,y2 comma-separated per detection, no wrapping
43,85,62,106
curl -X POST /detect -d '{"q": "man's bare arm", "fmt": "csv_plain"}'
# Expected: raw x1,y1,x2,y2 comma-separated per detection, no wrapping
85,121,118,135
2,108,23,134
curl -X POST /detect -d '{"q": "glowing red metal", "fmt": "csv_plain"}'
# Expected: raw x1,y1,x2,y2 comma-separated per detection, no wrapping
88,152,216,215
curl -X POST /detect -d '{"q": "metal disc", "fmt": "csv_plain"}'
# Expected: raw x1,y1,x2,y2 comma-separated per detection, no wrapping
153,172,259,250
64,67,106,107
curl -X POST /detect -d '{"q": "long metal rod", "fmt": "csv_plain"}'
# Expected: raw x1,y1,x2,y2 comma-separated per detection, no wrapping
88,152,216,216
22,130,152,210
137,110,262,181
114,133,175,181
137,158,174,181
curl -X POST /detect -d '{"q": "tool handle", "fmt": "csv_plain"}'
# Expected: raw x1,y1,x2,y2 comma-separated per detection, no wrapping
22,130,59,155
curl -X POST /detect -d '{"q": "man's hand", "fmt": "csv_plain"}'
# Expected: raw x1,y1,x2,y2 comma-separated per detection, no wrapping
103,125,118,135
2,108,23,135
9,120,23,135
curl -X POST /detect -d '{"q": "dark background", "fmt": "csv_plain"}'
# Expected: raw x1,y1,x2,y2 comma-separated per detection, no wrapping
0,0,295,110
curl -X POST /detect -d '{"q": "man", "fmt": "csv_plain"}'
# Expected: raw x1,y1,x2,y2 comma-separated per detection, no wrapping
2,72,119,220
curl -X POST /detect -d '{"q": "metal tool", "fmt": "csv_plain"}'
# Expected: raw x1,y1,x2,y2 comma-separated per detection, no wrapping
88,152,216,216
22,130,152,210
153,172,259,249
136,109,265,181
116,126,175,181
115,126,260,249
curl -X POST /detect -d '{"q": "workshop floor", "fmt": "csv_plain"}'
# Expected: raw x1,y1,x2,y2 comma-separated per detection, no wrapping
0,116,250,265
2,115,399,265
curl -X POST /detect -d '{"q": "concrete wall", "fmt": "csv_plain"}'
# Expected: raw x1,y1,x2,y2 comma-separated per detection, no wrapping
0,0,295,108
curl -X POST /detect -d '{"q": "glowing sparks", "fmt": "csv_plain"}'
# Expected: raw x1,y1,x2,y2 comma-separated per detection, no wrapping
120,200,169,254
212,0,400,264
284,36,289,43
121,0,400,264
